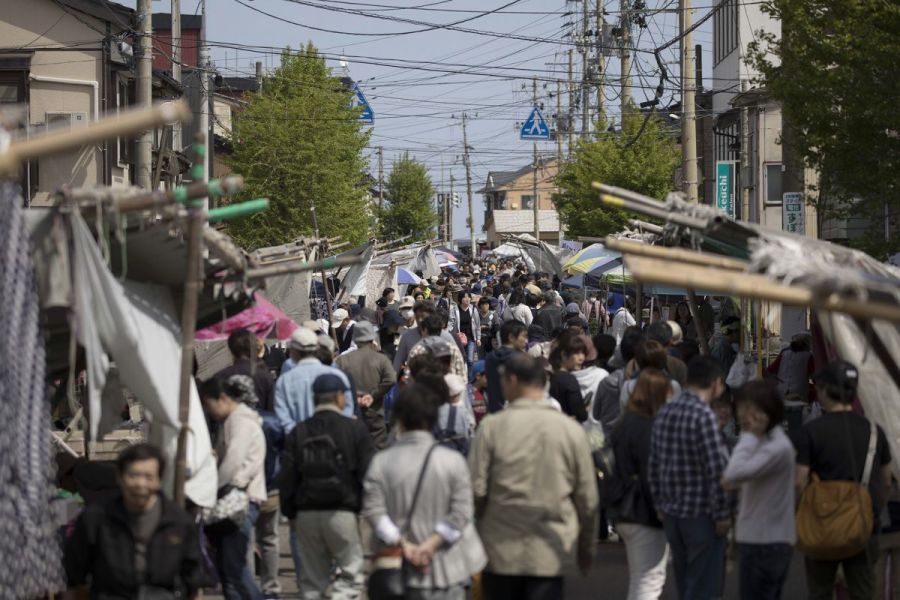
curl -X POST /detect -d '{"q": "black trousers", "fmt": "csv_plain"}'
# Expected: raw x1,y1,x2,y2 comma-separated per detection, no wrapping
481,572,564,600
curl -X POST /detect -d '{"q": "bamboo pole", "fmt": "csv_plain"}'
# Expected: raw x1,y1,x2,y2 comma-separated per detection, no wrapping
0,101,191,175
604,237,749,271
624,256,900,324
173,204,204,508
244,254,367,280
203,227,246,273
598,191,708,230
627,219,665,235
69,176,244,214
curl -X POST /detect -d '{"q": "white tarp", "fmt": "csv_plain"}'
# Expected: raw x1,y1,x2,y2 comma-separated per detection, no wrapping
817,314,900,480
263,247,315,326
71,214,217,506
337,244,375,301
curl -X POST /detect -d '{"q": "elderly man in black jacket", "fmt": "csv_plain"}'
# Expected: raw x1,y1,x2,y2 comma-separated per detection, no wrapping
280,373,375,600
64,444,204,599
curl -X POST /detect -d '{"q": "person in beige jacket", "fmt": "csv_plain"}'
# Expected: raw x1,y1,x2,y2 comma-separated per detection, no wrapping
200,375,267,600
468,352,599,600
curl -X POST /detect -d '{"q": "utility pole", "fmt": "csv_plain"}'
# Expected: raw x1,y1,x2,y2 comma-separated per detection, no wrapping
596,0,605,124
462,113,476,257
198,0,210,209
556,80,564,164
532,78,540,242
567,49,575,154
680,0,699,202
580,0,590,139
448,173,455,245
620,0,632,117
171,0,181,154
740,79,751,221
440,157,446,242
136,0,153,189
255,61,263,91
377,146,384,210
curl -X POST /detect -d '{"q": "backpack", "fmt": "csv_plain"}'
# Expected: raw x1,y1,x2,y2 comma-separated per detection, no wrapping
435,404,469,455
796,420,877,561
296,434,351,508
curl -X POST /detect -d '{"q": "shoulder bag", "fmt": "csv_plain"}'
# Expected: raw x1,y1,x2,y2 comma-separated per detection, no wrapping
796,420,877,560
368,443,439,600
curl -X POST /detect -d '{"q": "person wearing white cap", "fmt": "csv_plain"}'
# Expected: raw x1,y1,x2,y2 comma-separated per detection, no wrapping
274,327,355,435
331,308,356,354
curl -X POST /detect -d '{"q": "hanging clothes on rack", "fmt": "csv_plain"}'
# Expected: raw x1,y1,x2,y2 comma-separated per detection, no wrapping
0,181,66,598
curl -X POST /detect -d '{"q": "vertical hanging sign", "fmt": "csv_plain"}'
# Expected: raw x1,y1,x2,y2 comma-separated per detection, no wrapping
715,161,737,218
782,192,805,235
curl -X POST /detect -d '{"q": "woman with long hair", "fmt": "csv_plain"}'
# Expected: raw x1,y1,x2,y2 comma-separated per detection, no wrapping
611,368,674,600
502,288,533,327
548,330,589,422
673,301,697,342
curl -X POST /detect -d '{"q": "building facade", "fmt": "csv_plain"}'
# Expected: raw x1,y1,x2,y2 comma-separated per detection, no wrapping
710,0,817,237
480,158,564,246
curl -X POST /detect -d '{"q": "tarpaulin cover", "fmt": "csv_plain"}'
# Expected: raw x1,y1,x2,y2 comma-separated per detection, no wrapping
70,213,216,507
196,294,298,341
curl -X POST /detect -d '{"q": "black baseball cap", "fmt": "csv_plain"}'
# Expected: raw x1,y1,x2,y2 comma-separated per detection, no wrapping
312,373,346,394
813,360,859,393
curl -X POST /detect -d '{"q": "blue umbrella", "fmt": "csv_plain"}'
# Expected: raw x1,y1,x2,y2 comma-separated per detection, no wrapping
397,267,421,285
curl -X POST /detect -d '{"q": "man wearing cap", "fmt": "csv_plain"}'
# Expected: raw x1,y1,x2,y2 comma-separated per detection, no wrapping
280,373,374,600
407,313,468,380
274,328,355,434
795,360,892,599
397,295,417,334
331,308,356,354
336,321,396,449
392,300,459,373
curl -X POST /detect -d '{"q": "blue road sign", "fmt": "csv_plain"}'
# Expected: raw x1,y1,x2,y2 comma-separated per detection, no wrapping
520,106,550,140
352,83,374,124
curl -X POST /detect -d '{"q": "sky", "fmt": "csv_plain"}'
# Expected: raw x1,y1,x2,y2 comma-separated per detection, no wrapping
136,0,715,243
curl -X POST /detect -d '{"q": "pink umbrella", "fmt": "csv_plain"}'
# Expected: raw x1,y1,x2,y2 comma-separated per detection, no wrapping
196,293,299,341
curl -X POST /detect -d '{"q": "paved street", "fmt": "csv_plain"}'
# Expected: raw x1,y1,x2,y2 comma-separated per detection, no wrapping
210,524,809,599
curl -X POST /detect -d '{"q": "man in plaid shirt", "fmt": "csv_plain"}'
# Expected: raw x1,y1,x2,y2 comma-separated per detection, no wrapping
649,356,733,600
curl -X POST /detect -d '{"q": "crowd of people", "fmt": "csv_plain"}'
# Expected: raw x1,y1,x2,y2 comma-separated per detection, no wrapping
61,257,896,600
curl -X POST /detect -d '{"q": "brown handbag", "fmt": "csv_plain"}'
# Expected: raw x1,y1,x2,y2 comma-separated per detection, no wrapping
796,420,877,561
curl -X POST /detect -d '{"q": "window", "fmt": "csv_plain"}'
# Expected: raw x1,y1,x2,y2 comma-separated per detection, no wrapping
0,60,36,204
521,194,537,209
765,163,783,204
714,0,739,65
116,76,133,166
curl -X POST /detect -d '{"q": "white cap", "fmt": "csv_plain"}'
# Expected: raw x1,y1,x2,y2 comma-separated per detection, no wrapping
331,308,349,328
289,327,318,351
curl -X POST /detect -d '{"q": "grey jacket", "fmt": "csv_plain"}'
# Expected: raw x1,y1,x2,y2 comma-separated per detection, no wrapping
448,303,481,340
362,431,487,589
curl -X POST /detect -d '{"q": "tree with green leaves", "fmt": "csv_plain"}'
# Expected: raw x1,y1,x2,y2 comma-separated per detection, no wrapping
554,111,680,238
378,152,437,242
224,43,371,250
749,0,900,259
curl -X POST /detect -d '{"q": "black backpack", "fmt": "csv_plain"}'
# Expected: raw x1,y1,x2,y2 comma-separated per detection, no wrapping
297,434,351,508
435,404,469,455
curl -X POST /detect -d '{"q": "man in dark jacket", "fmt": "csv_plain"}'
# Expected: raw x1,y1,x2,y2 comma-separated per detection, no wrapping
533,291,565,337
335,321,396,449
485,320,528,413
279,373,375,599
64,444,204,599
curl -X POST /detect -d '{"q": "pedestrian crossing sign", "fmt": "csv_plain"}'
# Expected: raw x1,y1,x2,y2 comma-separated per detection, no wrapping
520,106,550,140
352,83,374,124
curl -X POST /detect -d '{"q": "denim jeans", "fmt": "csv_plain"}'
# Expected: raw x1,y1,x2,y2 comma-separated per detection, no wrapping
208,502,263,600
464,340,476,368
662,515,726,600
738,543,792,600
617,522,670,600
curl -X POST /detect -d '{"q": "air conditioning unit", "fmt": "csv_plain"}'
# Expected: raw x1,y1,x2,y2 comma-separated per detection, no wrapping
45,111,88,130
